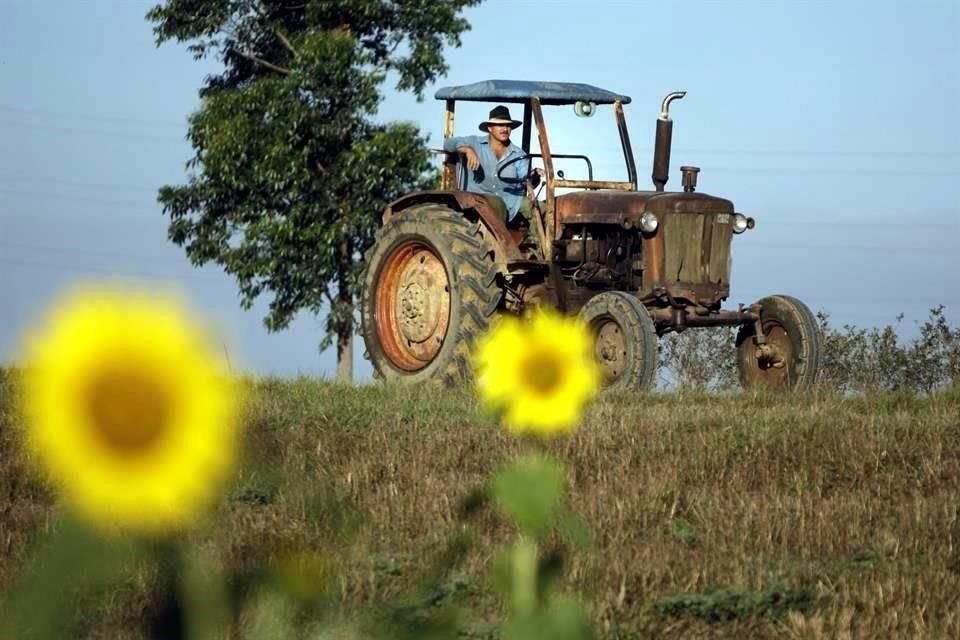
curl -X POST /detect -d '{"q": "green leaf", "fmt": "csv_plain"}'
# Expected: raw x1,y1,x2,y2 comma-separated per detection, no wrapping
0,515,140,639
505,594,592,640
491,454,567,537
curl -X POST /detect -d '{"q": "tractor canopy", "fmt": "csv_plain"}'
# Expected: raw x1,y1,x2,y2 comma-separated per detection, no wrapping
434,79,631,105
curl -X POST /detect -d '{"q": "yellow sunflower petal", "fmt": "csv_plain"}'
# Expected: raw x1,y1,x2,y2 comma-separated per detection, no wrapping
20,283,242,535
472,307,599,438
475,315,525,405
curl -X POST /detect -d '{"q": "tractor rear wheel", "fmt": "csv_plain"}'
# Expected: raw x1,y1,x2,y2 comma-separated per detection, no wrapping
735,294,821,390
578,291,658,391
360,204,502,385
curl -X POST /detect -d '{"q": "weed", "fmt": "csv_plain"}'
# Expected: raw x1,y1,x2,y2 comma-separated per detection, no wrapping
648,584,813,622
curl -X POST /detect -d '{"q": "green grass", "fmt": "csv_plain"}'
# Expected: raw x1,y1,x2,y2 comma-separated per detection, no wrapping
3,368,960,638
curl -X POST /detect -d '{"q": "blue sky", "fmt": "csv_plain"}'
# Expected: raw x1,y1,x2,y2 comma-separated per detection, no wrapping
1,0,957,379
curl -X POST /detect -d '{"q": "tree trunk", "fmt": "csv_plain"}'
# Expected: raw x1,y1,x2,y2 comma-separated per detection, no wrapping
336,239,353,383
336,327,353,382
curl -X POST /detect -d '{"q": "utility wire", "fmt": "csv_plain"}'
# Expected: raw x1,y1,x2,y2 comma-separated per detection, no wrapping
4,235,955,264
0,173,159,193
761,220,960,229
0,121,187,144
4,104,958,159
0,256,213,282
0,188,157,209
704,166,958,177
3,176,960,228
746,242,956,255
1,240,183,264
673,147,960,158
0,105,186,128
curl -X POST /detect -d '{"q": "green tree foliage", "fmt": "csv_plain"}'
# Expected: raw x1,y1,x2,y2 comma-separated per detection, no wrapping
147,0,480,378
815,306,960,394
657,327,738,392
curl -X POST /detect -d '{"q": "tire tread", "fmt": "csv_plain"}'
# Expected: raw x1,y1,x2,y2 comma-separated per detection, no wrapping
360,204,502,385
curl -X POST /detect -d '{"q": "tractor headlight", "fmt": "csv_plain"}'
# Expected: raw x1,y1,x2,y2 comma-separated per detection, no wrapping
732,213,749,234
639,212,659,233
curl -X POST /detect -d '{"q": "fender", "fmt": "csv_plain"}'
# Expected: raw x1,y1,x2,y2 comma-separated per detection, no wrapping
382,190,525,264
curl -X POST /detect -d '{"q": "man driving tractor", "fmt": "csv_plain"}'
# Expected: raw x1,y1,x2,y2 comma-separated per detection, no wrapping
443,105,542,249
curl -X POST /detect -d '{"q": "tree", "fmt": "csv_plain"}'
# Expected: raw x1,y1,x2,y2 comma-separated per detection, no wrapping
147,0,480,381
657,327,738,392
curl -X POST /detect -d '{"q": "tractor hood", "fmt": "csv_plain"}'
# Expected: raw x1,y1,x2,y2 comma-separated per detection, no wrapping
555,190,734,228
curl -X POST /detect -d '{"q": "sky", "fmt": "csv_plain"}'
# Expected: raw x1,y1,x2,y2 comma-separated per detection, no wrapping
1,0,957,380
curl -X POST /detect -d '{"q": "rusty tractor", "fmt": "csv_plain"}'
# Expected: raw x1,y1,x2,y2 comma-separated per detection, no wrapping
360,80,821,390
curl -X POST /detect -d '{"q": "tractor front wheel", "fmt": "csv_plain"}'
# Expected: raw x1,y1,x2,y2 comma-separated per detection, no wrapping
578,291,658,391
735,295,821,390
360,204,502,385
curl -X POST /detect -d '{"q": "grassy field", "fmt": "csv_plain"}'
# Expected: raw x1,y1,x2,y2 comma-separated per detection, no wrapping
3,369,960,638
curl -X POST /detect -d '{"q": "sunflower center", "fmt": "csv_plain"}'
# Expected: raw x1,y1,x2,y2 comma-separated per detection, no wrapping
85,366,173,454
519,350,565,395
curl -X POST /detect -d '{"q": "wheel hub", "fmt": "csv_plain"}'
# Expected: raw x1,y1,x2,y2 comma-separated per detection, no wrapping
595,320,625,380
376,243,451,371
748,324,793,384
397,255,443,343
754,342,786,369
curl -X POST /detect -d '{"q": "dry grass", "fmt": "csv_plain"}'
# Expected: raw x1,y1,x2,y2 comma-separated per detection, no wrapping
3,369,960,638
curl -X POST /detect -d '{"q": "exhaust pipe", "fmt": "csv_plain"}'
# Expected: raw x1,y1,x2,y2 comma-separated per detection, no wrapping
652,91,686,192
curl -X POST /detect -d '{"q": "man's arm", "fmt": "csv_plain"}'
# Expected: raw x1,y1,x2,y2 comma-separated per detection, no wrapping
442,136,480,170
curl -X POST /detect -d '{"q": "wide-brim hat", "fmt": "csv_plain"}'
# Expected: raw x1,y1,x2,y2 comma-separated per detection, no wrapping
479,105,522,132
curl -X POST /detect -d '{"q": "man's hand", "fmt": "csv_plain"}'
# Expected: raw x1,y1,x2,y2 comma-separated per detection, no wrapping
529,167,544,188
526,169,544,198
458,146,480,170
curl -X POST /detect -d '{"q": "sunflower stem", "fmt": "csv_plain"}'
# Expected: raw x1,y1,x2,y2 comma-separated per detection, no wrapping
177,541,230,640
511,537,538,616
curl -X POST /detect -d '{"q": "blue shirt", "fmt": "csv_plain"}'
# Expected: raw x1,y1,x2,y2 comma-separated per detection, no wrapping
443,134,529,218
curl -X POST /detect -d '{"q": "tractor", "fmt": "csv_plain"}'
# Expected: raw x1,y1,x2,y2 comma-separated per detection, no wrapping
360,80,821,390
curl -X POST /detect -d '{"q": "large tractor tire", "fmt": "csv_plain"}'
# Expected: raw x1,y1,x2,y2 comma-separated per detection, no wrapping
578,291,658,391
360,204,502,385
736,294,821,390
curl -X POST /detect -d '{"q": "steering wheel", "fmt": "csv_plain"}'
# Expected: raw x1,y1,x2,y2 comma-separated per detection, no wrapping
496,155,538,186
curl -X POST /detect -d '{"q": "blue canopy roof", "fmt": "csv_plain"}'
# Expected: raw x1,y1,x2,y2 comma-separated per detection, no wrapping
434,79,631,105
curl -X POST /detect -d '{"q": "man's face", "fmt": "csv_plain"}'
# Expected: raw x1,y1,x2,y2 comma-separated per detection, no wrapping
488,123,512,144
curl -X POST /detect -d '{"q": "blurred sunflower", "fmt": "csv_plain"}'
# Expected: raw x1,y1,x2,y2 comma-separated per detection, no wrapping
20,284,241,535
474,308,600,437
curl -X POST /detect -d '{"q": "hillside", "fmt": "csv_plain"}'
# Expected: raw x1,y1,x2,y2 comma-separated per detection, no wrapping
3,372,960,638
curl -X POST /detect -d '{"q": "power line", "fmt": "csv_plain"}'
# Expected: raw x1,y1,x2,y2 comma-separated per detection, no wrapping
550,162,956,178
7,175,956,222
0,188,158,210
4,104,957,161
0,121,187,144
758,219,960,229
0,240,181,264
674,147,960,158
704,166,958,177
2,203,958,247
7,188,954,225
745,242,956,255
0,173,158,193
731,297,960,313
4,230,956,261
0,105,186,128
557,140,960,158
0,256,209,282
793,296,960,307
